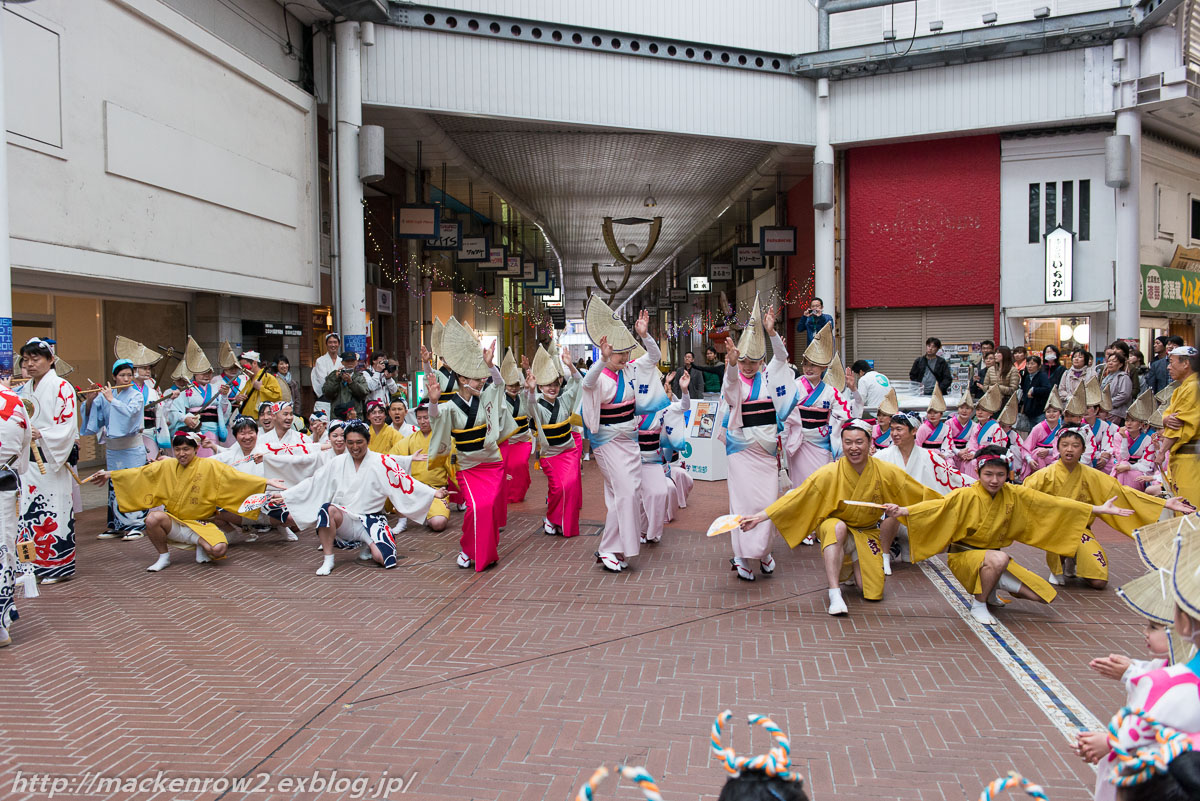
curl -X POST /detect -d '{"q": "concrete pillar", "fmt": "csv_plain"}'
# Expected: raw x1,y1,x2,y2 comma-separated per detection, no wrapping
0,13,13,374
335,21,368,360
813,78,836,322
1114,38,1142,340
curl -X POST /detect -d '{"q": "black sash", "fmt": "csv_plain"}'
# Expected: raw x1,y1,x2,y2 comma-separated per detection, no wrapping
741,399,776,429
638,430,660,453
600,402,634,425
541,420,573,447
451,423,487,453
798,408,830,430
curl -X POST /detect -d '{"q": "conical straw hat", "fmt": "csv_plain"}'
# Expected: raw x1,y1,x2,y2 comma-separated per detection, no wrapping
114,335,161,367
877,387,899,417
825,353,846,393
584,295,637,352
977,385,1003,415
53,356,74,378
218,340,238,371
1045,388,1065,412
500,348,521,385
1170,529,1200,619
734,292,766,362
1134,515,1200,571
630,343,647,361
1065,380,1088,416
955,386,975,410
171,358,191,382
997,393,1019,427
1100,385,1113,413
1148,402,1166,429
1084,375,1103,407
1127,389,1156,423
430,317,445,358
927,384,946,413
1156,380,1179,404
802,323,833,367
440,318,489,380
184,336,213,374
1117,570,1175,624
531,345,559,386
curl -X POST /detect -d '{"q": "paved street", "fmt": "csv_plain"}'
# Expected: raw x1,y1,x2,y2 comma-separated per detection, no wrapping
1,463,1142,801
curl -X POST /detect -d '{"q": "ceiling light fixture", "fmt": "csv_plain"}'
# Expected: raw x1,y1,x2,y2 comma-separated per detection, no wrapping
643,184,657,208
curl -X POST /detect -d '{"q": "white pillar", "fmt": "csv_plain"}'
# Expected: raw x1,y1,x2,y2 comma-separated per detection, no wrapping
335,21,367,360
0,12,13,374
813,78,836,319
1114,38,1142,340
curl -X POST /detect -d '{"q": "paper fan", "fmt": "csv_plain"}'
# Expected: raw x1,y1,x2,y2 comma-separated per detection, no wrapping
237,493,269,515
706,514,743,537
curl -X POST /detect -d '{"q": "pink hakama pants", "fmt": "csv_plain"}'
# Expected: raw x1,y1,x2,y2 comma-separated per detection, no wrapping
541,445,582,538
593,436,643,558
728,445,780,561
665,465,693,521
458,460,506,571
638,462,672,543
500,439,533,504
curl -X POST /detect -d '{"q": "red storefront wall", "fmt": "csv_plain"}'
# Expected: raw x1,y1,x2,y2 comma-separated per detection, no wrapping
845,135,1001,337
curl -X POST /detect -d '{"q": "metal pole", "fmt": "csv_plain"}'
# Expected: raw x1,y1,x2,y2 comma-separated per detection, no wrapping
0,12,14,375
814,78,837,323
335,21,368,360
1114,37,1142,340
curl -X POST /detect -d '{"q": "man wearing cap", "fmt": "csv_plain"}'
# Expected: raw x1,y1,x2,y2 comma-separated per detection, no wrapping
15,337,80,584
311,333,342,402
363,351,398,409
322,351,369,420
740,418,939,614
82,359,148,540
230,351,282,421
1162,344,1200,507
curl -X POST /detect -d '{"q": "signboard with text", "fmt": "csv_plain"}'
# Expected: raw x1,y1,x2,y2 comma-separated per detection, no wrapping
426,221,462,250
734,245,763,269
1141,263,1200,314
710,262,733,281
457,235,489,262
759,226,798,256
1044,225,1074,303
396,205,440,238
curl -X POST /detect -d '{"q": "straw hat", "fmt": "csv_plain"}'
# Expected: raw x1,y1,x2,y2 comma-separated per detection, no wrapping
1172,529,1200,620
1156,380,1179,404
218,341,239,371
500,348,521,386
430,317,445,358
1117,570,1175,625
977,384,1003,415
1126,389,1156,423
1148,402,1166,430
825,353,847,393
584,295,638,352
954,386,975,410
802,323,833,367
926,384,946,414
630,343,647,361
1100,384,1113,413
1045,387,1065,412
1135,515,1200,571
997,393,1019,427
1083,375,1103,407
171,358,191,382
1065,381,1088,416
53,356,74,378
734,292,766,362
114,335,161,368
440,317,489,380
877,387,899,417
531,345,559,386
183,336,213,374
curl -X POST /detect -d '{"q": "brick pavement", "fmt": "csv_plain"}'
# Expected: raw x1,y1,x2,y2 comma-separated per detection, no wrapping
0,462,1148,801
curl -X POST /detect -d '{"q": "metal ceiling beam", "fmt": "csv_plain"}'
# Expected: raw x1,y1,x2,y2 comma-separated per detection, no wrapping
317,0,388,23
796,7,1134,79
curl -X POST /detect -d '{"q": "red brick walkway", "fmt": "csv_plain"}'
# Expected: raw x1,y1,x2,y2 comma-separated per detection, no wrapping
0,462,1144,800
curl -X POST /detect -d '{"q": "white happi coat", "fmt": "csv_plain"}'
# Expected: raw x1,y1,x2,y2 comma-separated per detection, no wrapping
258,427,320,486
281,451,436,526
0,387,32,629
875,443,973,495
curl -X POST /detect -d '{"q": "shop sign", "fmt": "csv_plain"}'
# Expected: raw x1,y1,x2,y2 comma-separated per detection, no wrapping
242,321,303,337
734,245,763,269
710,262,733,281
1044,225,1073,303
689,276,711,294
396,205,440,238
1168,245,1200,273
1140,263,1200,313
426,221,461,251
457,236,489,262
759,226,798,256
376,288,393,314
479,246,507,272
669,288,689,303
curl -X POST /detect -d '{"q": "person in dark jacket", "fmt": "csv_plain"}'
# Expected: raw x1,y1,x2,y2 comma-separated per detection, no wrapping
1040,344,1065,388
322,351,369,420
908,337,952,395
692,345,725,394
1149,335,1183,393
1021,354,1052,423
670,351,704,399
801,297,834,346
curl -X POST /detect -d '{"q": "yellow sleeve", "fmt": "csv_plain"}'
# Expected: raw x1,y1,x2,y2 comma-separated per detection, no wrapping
111,459,170,514
766,463,842,548
260,374,283,404
1008,484,1096,556
392,432,412,456
210,459,269,513
881,462,942,506
1164,380,1200,450
904,490,974,562
1088,470,1165,536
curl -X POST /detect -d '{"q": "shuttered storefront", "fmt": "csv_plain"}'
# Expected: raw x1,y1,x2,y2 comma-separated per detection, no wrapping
846,306,994,379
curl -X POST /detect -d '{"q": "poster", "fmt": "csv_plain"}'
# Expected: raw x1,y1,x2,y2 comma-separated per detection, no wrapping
939,342,980,397
689,401,719,439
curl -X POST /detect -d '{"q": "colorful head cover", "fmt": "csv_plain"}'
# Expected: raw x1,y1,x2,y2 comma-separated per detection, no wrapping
324,331,341,343
976,451,1012,473
1084,375,1103,407
976,771,1048,800
328,419,347,432
977,385,1003,415
877,387,899,417
1106,707,1198,788
1127,389,1156,423
710,710,802,785
172,430,203,447
927,384,946,414
258,401,274,412
230,414,258,433
531,345,559,386
440,317,490,380
1065,381,1088,416
500,348,522,385
584,295,638,353
114,335,162,367
111,359,134,375
801,320,834,367
825,353,847,393
365,399,386,413
344,419,371,439
310,409,329,421
270,401,293,413
1170,345,1199,358
841,419,874,438
734,292,766,362
997,393,1019,428
184,336,213,374
21,337,54,358
890,411,919,429
575,765,662,801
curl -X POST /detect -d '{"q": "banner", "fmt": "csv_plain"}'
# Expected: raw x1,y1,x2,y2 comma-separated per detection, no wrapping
1141,263,1200,314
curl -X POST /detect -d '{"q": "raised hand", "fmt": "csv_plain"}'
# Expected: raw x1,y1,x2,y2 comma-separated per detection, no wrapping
561,347,572,367
424,370,440,405
763,305,777,336
524,369,537,393
599,335,613,363
419,345,432,366
679,370,690,391
520,354,530,371
725,346,739,367
634,309,650,340
483,341,496,368
1095,496,1133,517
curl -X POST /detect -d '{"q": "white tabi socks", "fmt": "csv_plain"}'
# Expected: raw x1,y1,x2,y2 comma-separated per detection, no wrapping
827,588,848,616
970,598,998,625
316,554,335,576
882,553,892,576
147,553,171,572
195,547,212,564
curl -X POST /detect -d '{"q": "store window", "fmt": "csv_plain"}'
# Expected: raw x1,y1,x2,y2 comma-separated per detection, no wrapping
1024,316,1092,354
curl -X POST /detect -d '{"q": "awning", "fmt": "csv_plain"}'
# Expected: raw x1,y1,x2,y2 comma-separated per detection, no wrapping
1002,300,1111,318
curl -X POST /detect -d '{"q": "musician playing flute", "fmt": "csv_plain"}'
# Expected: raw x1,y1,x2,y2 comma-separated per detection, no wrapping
82,359,148,540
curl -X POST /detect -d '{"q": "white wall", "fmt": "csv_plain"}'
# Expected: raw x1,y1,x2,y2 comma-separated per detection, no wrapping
4,0,319,303
158,0,307,84
999,131,1115,346
1141,136,1200,268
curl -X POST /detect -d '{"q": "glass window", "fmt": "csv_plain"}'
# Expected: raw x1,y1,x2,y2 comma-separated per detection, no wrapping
1079,180,1091,241
1062,181,1074,233
1028,183,1040,244
1192,197,1200,242
1045,182,1057,232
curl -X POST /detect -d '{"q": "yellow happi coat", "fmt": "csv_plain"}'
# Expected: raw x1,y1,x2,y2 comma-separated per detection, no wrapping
112,457,268,550
235,370,283,420
766,456,938,600
367,423,402,455
393,429,450,521
905,482,1093,602
1163,377,1200,507
1023,460,1167,581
